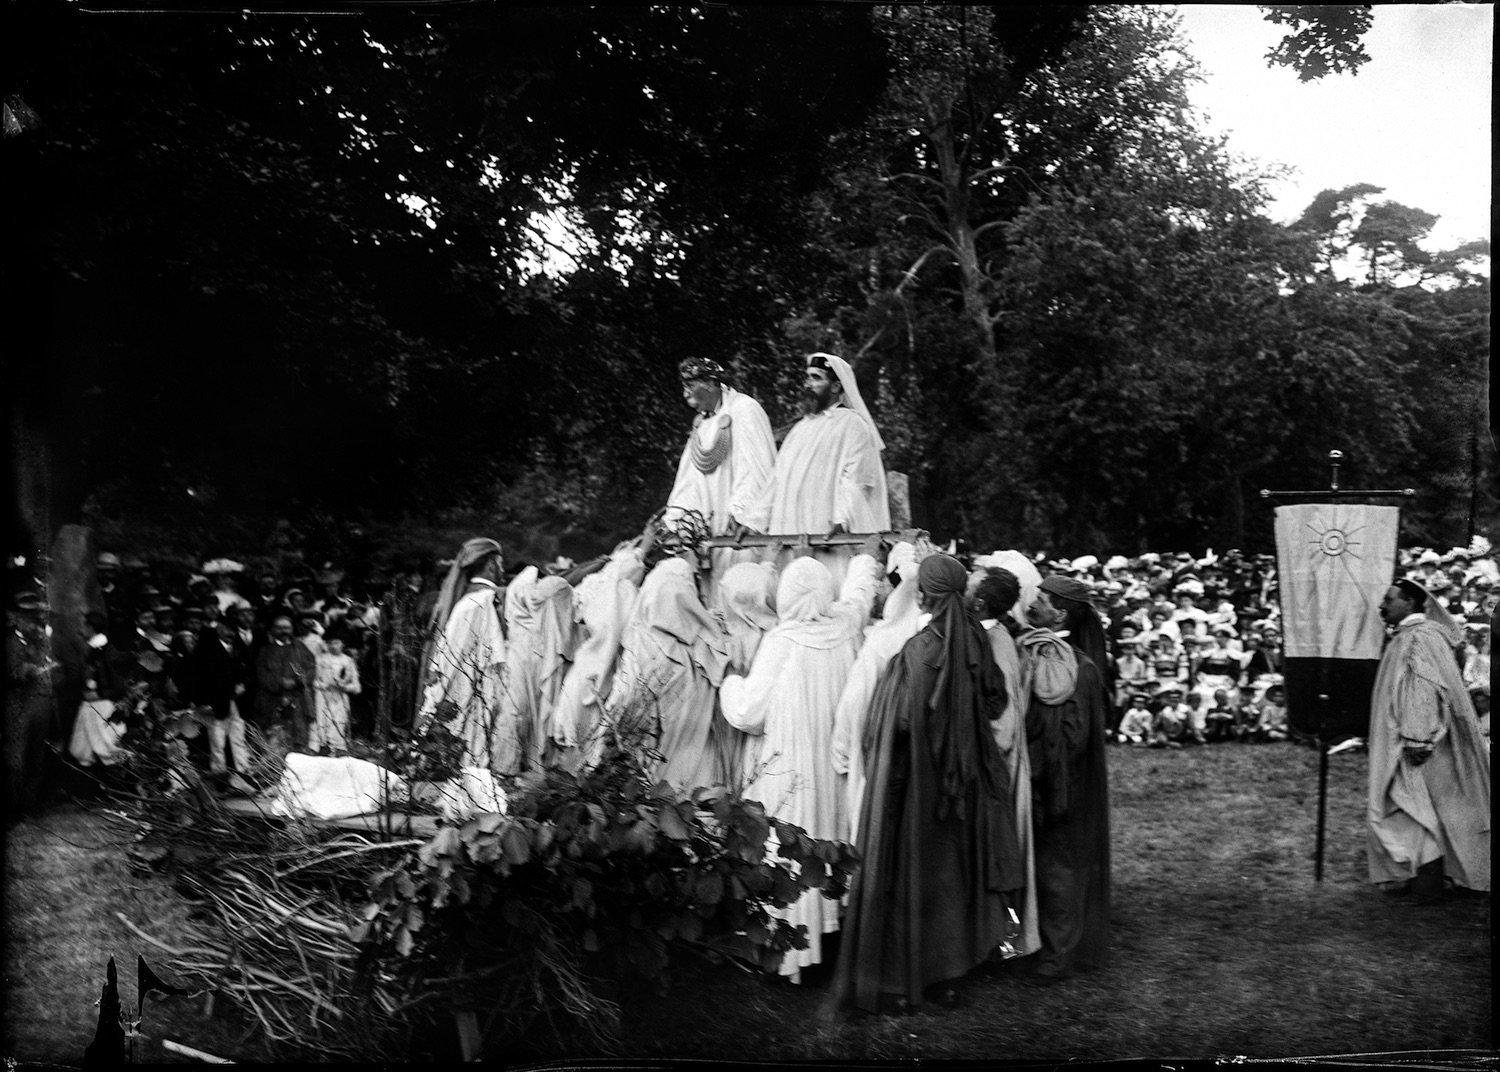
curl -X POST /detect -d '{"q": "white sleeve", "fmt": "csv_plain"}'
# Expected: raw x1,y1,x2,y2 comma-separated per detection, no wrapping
833,554,880,634
833,420,882,529
719,673,764,735
831,646,883,774
719,633,792,736
664,437,704,523
728,395,777,531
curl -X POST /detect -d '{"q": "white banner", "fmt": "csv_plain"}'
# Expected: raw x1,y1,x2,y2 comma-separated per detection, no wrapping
1274,503,1400,660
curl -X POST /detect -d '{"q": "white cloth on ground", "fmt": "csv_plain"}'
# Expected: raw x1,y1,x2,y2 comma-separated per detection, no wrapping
269,753,409,820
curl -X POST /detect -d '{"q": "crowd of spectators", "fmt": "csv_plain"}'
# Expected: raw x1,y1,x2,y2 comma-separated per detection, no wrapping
5,533,1493,816
959,541,1493,748
5,550,439,812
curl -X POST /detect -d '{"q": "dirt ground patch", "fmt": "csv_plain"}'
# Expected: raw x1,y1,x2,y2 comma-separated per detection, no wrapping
2,804,273,1064
2,742,1491,1064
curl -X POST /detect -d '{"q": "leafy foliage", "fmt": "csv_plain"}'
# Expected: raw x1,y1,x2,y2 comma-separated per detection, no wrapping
1259,5,1374,82
349,750,860,1057
8,4,1487,561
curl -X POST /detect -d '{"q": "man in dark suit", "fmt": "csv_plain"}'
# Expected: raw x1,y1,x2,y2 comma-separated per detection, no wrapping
190,618,251,775
254,614,316,748
230,604,262,714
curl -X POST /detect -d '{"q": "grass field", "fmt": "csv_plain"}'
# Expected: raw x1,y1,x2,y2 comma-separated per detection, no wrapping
3,741,1491,1064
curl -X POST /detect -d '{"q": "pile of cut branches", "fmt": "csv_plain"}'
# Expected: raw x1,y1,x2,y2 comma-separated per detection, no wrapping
118,825,427,1059
107,719,433,1059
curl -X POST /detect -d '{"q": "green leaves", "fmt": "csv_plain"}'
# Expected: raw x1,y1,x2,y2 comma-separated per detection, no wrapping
500,824,532,866
1260,6,1374,82
418,827,461,869
350,752,863,1014
695,871,723,906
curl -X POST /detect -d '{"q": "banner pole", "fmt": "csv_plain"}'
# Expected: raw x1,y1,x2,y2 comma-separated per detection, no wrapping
1315,683,1330,882
1262,449,1414,885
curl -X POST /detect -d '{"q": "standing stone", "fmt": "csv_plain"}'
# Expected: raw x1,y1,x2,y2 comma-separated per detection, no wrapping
48,523,102,739
886,470,912,531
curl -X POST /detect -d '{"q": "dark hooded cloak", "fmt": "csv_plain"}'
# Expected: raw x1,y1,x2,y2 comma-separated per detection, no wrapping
830,555,1023,1012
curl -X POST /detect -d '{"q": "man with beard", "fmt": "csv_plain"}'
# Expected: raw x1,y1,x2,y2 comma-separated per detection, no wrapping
1013,573,1112,983
1367,578,1489,901
764,352,889,538
760,352,890,588
254,614,317,748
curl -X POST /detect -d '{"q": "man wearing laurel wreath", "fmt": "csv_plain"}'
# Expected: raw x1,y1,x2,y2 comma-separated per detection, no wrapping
663,357,777,608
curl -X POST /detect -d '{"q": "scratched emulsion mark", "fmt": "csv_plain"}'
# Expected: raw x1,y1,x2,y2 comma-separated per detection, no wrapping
82,954,195,1066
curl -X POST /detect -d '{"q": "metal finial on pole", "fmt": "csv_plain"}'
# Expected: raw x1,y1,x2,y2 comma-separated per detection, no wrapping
1261,446,1412,503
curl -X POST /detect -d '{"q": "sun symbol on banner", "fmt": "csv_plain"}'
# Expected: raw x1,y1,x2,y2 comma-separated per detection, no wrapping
1306,518,1365,561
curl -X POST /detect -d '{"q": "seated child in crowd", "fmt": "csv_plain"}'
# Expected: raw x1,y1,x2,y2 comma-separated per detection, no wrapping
1249,683,1289,742
1118,692,1153,745
1150,686,1188,748
1182,691,1208,745
1205,688,1238,742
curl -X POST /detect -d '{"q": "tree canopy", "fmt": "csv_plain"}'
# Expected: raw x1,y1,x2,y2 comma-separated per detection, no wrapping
6,3,1490,561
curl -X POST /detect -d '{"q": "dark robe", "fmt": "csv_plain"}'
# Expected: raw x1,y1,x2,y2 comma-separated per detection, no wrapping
1025,650,1111,979
831,625,1024,1013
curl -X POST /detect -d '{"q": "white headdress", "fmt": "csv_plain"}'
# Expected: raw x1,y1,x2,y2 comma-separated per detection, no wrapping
982,549,1042,629
809,352,885,451
1399,578,1465,648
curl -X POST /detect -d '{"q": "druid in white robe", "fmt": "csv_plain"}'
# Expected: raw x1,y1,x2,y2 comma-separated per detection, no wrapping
551,544,646,772
720,552,879,981
764,353,889,539
666,384,776,536
766,404,889,537
604,556,729,792
830,542,921,846
666,380,777,611
416,579,507,772
761,355,889,594
712,561,779,792
501,570,577,773
1367,613,1490,891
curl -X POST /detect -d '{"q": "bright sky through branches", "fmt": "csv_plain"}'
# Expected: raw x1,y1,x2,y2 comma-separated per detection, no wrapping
1173,3,1491,255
